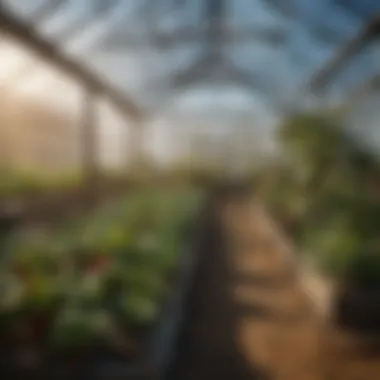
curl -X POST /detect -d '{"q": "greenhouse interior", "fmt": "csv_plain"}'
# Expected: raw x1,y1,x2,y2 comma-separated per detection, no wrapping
1,1,380,380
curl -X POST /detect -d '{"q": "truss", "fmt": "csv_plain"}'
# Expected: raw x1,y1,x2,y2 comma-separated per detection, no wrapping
0,0,144,206
0,1,142,119
0,0,297,194
308,15,380,92
168,0,284,94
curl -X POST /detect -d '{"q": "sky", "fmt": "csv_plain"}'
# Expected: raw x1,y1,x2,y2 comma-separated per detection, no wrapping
1,0,380,164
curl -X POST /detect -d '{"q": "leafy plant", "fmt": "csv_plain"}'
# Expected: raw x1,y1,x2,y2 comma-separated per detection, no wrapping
266,110,380,285
0,187,199,350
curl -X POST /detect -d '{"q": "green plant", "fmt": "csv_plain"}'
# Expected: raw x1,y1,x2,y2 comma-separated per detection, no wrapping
0,187,199,350
264,110,380,282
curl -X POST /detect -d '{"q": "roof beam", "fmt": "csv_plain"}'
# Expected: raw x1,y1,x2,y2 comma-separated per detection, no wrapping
30,0,67,22
0,2,142,120
308,15,380,92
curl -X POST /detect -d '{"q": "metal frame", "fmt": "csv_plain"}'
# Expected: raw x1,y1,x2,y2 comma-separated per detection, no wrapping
308,15,380,92
104,0,285,50
0,6,142,119
0,0,288,108
168,0,284,93
0,0,289,192
0,1,145,207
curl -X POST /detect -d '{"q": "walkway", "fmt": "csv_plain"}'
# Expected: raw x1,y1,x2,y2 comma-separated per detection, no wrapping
165,197,380,380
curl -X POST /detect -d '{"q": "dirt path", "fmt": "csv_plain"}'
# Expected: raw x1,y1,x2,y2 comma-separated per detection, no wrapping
165,198,380,380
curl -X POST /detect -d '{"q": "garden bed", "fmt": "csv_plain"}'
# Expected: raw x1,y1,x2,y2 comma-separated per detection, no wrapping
0,187,200,379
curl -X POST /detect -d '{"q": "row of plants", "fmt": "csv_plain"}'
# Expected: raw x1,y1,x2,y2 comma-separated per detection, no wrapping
0,186,199,368
260,111,380,290
0,162,252,200
0,168,131,198
0,169,81,197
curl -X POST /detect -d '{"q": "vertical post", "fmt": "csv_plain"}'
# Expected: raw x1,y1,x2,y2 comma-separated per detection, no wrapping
0,124,10,172
127,121,144,177
204,0,226,56
81,85,99,208
0,92,13,173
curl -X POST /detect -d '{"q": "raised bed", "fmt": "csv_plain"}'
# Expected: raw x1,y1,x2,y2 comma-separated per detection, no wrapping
0,187,201,380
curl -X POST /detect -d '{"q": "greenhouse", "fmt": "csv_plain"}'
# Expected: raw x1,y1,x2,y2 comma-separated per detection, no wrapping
1,1,380,380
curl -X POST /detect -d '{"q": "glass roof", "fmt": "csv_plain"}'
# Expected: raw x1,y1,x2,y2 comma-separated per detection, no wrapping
1,0,380,114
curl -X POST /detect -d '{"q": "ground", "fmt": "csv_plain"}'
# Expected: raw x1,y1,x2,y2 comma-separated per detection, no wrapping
165,198,380,380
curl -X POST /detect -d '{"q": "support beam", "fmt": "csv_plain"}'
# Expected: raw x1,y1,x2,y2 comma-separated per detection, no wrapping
170,0,274,93
202,0,227,62
104,26,286,51
334,74,380,113
81,86,99,208
106,0,285,51
0,110,11,171
126,120,145,175
53,0,121,45
0,2,143,120
0,2,149,192
309,16,380,92
30,0,66,22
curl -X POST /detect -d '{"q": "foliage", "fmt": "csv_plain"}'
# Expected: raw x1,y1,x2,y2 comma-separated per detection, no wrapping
0,187,199,350
265,111,380,284
0,168,137,198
